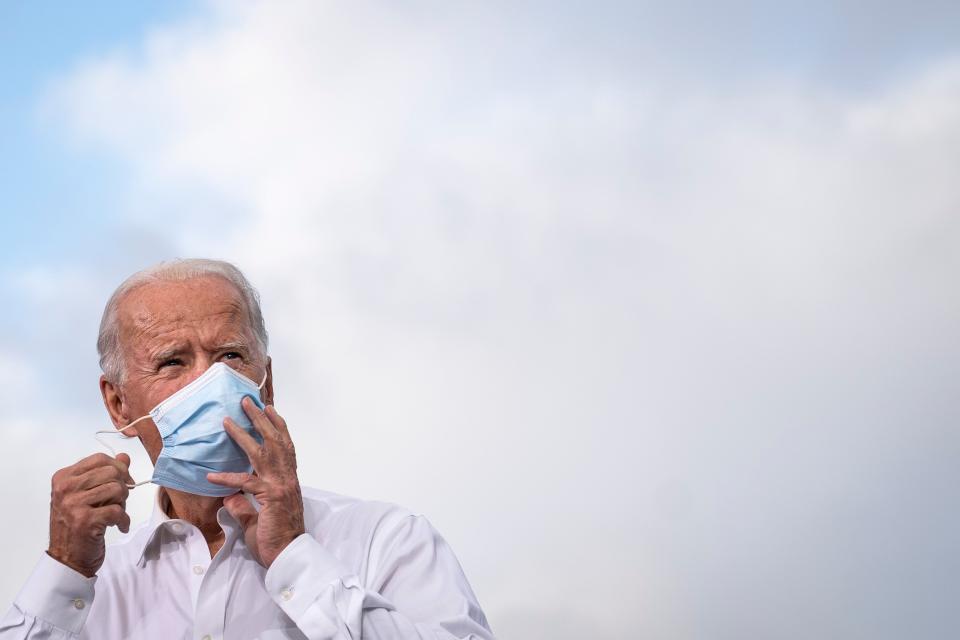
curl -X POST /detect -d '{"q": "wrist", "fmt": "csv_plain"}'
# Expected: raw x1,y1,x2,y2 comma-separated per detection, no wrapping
265,528,305,569
46,549,98,578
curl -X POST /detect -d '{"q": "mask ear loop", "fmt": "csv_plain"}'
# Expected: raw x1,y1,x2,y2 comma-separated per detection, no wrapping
258,370,268,390
95,414,154,489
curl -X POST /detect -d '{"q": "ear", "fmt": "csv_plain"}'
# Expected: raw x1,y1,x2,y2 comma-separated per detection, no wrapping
100,374,139,435
261,356,275,406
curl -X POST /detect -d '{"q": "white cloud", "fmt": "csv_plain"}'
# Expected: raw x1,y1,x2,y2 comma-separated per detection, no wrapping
19,2,960,637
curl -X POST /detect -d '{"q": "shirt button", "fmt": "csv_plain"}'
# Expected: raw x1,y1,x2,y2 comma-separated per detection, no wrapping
201,635,211,640
72,598,85,610
193,565,205,575
280,587,293,601
171,523,184,533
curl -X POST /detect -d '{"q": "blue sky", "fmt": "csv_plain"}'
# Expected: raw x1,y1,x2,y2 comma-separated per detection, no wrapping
2,3,960,638
0,1,196,264
4,0,960,267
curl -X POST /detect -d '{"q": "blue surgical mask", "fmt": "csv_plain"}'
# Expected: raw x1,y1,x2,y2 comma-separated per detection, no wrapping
96,362,268,497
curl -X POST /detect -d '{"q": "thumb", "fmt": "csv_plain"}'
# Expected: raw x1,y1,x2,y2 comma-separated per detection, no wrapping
115,453,134,484
223,493,259,531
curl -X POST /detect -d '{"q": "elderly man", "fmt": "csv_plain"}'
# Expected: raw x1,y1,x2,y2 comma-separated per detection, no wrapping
2,259,493,639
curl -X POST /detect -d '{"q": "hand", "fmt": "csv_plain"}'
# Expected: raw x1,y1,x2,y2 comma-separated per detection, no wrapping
48,453,133,577
207,398,305,568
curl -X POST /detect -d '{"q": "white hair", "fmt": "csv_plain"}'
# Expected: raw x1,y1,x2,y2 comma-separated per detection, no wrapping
97,258,269,383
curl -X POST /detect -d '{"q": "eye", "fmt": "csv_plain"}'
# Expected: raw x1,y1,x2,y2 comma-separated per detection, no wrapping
160,358,183,369
222,352,242,361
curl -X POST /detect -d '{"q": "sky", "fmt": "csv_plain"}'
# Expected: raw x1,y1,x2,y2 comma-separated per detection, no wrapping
2,1,960,638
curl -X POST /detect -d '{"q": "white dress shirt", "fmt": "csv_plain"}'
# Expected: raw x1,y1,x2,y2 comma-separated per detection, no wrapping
1,486,493,639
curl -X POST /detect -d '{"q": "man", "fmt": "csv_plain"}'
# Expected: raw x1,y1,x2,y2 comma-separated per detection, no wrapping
1,259,493,639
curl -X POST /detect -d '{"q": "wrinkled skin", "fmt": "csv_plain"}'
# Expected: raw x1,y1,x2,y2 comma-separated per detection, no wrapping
47,275,304,577
47,453,133,577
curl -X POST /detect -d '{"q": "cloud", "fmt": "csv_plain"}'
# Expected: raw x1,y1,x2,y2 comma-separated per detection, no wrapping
17,1,960,637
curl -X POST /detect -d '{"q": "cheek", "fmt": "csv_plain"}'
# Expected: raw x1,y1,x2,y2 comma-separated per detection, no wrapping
123,379,179,421
140,429,164,465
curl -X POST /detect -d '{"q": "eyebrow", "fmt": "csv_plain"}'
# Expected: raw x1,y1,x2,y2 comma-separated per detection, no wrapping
215,340,251,353
148,339,251,364
150,346,187,364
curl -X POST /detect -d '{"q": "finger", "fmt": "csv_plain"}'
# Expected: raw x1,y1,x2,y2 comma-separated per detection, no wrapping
241,396,280,439
263,405,291,440
222,493,259,532
223,417,263,469
72,453,134,483
72,452,114,473
115,453,135,485
206,471,266,493
80,480,129,507
91,504,131,533
75,465,127,491
115,453,131,471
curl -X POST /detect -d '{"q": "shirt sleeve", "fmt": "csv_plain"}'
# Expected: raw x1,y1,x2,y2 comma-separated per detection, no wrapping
263,515,494,640
0,554,97,639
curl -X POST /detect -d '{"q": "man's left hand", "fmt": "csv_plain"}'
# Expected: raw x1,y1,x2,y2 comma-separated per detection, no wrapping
207,398,305,568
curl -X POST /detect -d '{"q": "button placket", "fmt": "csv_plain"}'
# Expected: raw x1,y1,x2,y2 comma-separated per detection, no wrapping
193,541,232,640
182,527,211,613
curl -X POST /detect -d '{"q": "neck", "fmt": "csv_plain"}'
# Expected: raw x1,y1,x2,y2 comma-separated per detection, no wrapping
162,488,226,554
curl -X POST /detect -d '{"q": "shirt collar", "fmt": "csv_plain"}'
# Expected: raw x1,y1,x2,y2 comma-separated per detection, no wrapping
134,488,247,568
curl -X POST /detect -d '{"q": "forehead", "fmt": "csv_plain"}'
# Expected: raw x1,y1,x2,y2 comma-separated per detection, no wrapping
117,276,251,348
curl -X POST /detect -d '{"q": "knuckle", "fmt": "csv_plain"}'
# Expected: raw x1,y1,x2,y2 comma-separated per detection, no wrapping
51,479,69,501
52,468,70,487
61,491,80,509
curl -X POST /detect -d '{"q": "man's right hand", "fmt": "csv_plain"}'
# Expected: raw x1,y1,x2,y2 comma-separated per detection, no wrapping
47,453,133,577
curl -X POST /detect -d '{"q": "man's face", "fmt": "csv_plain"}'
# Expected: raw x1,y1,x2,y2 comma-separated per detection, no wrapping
106,276,272,462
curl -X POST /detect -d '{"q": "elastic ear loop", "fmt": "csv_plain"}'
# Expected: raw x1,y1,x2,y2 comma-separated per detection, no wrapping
94,414,154,490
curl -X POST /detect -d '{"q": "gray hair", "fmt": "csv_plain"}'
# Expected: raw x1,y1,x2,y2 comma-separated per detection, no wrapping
97,258,269,384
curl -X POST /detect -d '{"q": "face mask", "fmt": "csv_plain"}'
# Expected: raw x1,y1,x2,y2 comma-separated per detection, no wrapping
96,362,268,497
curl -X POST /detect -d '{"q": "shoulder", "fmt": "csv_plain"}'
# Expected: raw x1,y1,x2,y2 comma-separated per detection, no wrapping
300,485,422,534
298,486,447,581
299,486,439,558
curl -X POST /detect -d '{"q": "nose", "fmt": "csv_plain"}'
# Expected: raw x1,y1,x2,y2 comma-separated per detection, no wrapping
184,357,219,385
